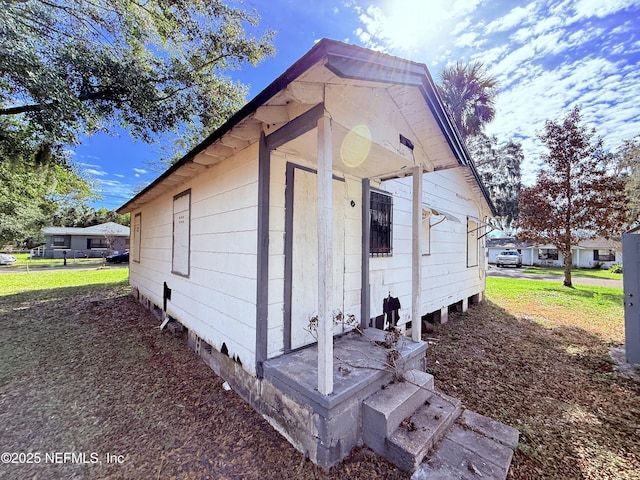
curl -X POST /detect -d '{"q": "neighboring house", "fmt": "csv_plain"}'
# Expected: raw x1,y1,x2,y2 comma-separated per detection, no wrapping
40,222,130,259
117,40,502,470
486,237,533,265
487,237,622,268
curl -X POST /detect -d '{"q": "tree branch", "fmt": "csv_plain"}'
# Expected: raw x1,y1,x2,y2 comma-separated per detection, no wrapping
0,104,47,115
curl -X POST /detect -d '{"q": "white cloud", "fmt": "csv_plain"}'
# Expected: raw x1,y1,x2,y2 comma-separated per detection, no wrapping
353,0,485,54
485,4,537,34
454,32,479,48
133,168,148,174
350,0,640,185
573,0,640,19
85,168,108,177
486,55,640,184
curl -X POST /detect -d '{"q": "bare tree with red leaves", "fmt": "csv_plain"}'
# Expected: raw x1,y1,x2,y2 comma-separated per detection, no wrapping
517,106,627,287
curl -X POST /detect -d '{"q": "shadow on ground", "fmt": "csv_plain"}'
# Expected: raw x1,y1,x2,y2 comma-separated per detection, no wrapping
425,301,640,479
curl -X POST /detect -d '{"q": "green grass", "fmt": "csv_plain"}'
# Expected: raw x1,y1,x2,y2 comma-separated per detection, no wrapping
486,276,624,342
0,268,129,296
2,252,107,269
521,266,622,280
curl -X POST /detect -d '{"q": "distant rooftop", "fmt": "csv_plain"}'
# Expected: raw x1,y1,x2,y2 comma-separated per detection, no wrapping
42,222,130,237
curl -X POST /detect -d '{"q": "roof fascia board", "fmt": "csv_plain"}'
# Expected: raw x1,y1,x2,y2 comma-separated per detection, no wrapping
324,54,425,87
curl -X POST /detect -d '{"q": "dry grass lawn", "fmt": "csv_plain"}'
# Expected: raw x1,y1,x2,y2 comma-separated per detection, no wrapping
0,276,638,479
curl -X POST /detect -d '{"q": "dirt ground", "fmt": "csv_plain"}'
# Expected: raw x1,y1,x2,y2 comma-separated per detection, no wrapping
1,283,639,479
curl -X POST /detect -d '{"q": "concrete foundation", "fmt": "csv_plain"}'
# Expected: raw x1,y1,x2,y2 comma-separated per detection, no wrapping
189,327,426,470
131,290,498,472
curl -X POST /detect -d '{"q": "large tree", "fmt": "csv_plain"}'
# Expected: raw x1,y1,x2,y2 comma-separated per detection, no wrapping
0,0,275,153
614,135,640,224
517,107,627,287
52,205,130,228
0,120,94,247
437,61,498,139
467,132,522,234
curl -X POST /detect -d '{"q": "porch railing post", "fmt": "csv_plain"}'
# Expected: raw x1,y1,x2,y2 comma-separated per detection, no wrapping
317,114,334,395
412,166,423,342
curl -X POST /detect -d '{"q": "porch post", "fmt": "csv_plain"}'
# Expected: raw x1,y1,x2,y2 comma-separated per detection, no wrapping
412,166,423,342
317,114,334,395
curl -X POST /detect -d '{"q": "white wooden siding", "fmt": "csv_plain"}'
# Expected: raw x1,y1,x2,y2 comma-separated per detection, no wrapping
129,143,260,374
267,152,287,358
370,168,485,322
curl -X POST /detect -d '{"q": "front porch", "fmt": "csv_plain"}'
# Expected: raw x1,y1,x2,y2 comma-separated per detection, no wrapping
189,325,426,469
186,317,518,476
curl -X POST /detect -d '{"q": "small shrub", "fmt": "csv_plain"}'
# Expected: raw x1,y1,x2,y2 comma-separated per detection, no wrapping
609,264,623,274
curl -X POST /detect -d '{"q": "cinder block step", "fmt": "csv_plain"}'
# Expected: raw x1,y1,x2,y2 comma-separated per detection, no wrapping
386,390,462,472
460,410,520,449
411,425,514,480
167,320,184,334
363,370,434,455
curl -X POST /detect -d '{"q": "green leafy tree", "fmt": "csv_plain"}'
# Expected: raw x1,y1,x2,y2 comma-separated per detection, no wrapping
468,133,522,234
52,205,130,227
517,107,627,287
0,125,94,247
437,61,498,139
1,0,275,152
1,0,273,244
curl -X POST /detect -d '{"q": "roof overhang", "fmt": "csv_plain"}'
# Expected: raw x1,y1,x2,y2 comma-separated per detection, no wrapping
117,39,496,216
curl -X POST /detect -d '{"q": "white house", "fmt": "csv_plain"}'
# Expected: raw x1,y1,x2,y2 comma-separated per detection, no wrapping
117,40,507,471
487,237,622,268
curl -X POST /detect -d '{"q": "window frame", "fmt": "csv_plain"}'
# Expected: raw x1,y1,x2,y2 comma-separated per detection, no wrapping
369,189,393,257
467,217,479,267
538,248,559,260
87,238,109,250
52,236,67,248
593,249,615,262
132,212,141,263
172,189,191,277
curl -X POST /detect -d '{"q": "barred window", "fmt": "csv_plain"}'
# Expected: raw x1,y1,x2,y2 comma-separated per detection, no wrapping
370,191,392,256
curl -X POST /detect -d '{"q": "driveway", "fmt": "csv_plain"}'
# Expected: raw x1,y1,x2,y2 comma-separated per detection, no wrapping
487,266,623,288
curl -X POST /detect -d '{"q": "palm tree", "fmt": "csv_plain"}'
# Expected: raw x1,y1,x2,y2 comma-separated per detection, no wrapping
437,61,498,140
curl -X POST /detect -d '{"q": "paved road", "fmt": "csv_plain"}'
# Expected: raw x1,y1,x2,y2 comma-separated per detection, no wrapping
487,266,623,288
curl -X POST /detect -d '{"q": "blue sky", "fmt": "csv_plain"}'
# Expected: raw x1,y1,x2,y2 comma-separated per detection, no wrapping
72,0,640,210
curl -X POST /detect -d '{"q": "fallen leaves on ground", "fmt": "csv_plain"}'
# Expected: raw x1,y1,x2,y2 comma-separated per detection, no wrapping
425,302,640,480
1,284,639,479
0,285,405,480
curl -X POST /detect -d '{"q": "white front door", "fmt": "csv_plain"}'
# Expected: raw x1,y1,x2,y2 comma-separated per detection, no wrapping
290,167,345,350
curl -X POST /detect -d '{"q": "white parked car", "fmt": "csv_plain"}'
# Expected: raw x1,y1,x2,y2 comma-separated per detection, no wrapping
496,250,522,268
0,253,17,265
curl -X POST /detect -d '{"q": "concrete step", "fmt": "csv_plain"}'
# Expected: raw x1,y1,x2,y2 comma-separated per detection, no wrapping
411,411,520,480
386,390,462,472
362,370,434,455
